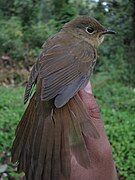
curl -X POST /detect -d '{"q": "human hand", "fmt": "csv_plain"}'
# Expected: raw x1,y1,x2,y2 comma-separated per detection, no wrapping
69,82,118,180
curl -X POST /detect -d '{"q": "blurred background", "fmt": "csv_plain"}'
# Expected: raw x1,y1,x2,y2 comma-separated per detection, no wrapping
0,0,135,179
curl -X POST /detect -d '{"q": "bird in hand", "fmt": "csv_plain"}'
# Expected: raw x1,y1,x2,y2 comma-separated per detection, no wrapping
11,16,115,180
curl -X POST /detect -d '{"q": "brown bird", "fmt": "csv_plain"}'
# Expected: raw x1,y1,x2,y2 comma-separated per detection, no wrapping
11,16,115,180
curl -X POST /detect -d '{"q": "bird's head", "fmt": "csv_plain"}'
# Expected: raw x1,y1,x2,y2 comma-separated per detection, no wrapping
62,16,115,48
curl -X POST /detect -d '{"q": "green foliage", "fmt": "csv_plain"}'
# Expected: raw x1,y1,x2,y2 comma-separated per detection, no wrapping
0,17,57,61
0,17,24,60
93,0,135,86
13,0,39,25
0,0,39,25
20,19,57,60
0,86,24,152
0,0,135,179
0,86,24,179
92,73,135,179
0,75,135,179
54,3,77,26
24,19,57,51
0,0,134,85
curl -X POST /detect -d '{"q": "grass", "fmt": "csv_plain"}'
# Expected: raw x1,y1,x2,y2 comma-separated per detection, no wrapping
0,86,24,152
92,74,135,179
0,74,135,179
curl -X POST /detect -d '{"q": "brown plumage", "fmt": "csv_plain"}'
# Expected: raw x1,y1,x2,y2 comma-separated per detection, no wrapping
11,16,115,180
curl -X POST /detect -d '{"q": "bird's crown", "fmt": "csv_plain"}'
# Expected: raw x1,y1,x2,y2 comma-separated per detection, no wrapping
62,16,115,47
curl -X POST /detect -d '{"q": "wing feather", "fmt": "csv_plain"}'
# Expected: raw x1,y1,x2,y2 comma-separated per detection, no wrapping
24,31,96,106
38,32,96,104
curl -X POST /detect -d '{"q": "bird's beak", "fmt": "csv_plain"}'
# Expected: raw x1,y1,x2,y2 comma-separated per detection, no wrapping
101,29,116,35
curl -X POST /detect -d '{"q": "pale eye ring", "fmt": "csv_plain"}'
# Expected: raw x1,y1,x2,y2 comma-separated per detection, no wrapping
86,27,94,34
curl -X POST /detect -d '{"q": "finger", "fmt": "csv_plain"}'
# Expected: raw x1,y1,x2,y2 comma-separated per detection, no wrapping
83,82,93,94
79,83,101,119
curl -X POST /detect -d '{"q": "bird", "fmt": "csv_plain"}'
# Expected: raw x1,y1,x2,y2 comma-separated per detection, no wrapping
11,16,115,180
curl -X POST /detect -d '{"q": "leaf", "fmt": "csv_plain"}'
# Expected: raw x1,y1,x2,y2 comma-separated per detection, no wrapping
0,164,8,173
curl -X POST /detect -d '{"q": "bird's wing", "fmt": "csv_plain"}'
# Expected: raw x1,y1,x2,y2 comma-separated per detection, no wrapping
24,32,96,107
39,32,96,107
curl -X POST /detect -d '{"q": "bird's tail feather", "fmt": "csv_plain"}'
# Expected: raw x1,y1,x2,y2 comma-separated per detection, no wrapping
11,90,99,180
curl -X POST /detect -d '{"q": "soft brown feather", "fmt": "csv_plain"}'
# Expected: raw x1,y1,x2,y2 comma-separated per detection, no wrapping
11,16,106,180
12,85,99,180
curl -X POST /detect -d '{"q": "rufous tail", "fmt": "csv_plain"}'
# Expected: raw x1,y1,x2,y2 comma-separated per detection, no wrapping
11,83,99,180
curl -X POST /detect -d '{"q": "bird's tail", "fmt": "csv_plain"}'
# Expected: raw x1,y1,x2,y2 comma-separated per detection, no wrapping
11,86,99,180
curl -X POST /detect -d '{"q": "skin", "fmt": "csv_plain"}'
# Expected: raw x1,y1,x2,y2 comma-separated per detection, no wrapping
61,82,118,180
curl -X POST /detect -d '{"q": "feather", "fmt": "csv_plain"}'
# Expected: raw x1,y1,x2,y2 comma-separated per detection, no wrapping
51,109,61,180
67,103,91,168
11,20,101,179
74,94,99,138
60,106,71,179
24,63,38,104
11,95,35,163
55,76,87,108
42,120,54,180
38,32,95,104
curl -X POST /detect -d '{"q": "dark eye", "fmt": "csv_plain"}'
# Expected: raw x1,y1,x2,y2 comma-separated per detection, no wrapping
86,27,94,34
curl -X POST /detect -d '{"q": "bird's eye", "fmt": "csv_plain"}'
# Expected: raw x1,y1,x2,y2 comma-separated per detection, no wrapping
86,27,94,34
